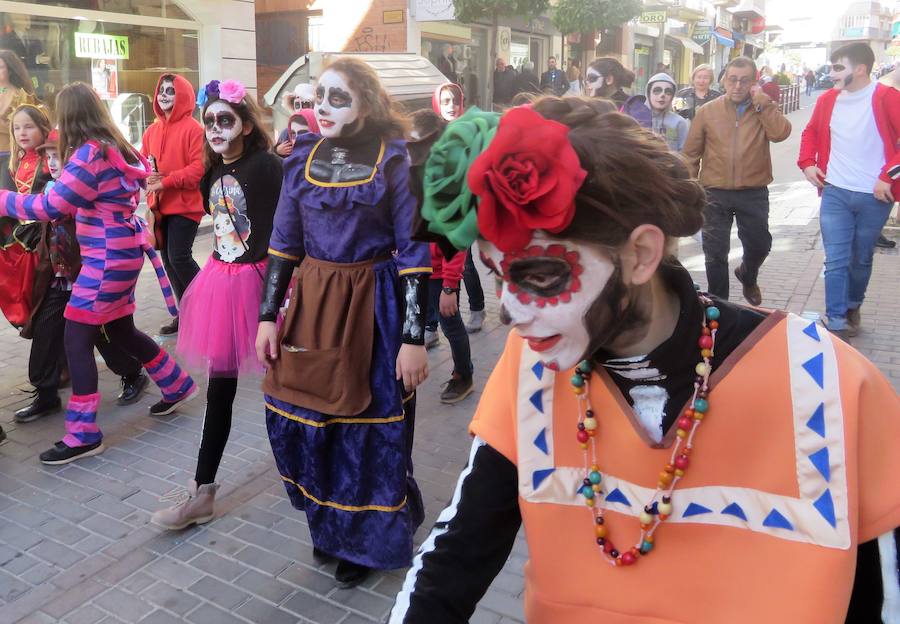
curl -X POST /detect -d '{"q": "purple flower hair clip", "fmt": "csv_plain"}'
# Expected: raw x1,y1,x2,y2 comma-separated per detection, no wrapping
196,79,220,108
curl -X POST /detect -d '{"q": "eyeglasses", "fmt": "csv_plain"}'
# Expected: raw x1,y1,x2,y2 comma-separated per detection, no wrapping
725,77,753,87
158,86,175,96
293,99,314,110
651,86,674,96
203,112,237,130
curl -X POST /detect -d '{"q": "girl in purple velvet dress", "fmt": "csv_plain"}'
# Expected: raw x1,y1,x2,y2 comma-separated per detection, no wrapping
255,57,431,588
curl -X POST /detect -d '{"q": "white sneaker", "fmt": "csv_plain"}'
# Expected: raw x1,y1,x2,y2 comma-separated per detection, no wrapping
424,329,439,349
466,310,486,334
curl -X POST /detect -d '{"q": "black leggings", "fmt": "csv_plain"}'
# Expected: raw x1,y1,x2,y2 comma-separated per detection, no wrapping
65,316,161,396
195,376,238,486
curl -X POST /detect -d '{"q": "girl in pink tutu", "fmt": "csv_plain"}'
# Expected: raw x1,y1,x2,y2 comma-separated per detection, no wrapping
152,79,284,529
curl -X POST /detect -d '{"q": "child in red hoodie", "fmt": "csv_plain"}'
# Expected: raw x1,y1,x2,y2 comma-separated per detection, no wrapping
140,74,205,336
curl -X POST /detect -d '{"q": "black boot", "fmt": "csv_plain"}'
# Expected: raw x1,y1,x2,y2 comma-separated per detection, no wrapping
875,234,896,249
0,426,6,444
14,391,62,424
335,559,371,589
117,372,149,406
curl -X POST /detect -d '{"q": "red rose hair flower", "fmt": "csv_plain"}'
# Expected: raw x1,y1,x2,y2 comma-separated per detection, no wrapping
467,106,587,252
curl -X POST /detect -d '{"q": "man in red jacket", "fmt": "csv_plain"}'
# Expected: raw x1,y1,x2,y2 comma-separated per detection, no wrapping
797,43,900,340
140,74,205,335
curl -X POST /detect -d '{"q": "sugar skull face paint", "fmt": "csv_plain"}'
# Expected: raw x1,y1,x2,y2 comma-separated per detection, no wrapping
829,57,855,91
204,101,243,155
315,70,361,139
157,79,175,112
585,68,607,97
480,231,616,371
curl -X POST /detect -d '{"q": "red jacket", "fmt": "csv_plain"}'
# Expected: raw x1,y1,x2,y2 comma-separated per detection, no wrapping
797,83,900,197
140,74,205,222
430,243,467,288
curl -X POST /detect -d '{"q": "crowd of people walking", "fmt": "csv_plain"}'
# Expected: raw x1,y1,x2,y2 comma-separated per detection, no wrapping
0,37,898,622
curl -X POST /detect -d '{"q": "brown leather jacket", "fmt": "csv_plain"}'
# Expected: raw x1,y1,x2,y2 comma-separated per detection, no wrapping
683,91,791,189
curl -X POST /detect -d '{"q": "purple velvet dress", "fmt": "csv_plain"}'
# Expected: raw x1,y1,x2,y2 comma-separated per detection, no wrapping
265,133,431,569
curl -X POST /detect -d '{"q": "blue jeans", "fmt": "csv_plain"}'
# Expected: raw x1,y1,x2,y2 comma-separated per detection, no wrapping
425,280,473,379
820,185,891,329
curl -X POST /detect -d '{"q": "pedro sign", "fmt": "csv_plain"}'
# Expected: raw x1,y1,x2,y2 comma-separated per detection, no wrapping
75,33,130,60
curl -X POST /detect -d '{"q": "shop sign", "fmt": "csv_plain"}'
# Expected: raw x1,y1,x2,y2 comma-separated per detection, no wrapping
75,33,129,60
415,0,455,22
693,23,712,44
640,11,667,24
497,26,511,62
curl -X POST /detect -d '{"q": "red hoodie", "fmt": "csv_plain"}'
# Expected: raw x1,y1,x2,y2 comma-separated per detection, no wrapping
140,74,205,222
797,82,900,198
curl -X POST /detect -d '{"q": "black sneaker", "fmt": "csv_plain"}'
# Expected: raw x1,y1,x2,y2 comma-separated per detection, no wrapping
14,393,61,423
39,440,105,465
117,372,149,406
440,373,474,404
148,385,199,416
876,235,896,249
335,559,371,589
159,316,179,336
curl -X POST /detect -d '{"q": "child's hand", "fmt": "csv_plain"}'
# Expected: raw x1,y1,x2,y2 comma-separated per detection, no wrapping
275,141,293,157
147,179,164,194
256,321,279,365
396,343,428,391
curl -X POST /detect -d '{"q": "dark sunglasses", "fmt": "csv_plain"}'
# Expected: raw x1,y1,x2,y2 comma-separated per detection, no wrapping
293,99,314,110
203,112,237,130
158,86,175,96
651,86,674,96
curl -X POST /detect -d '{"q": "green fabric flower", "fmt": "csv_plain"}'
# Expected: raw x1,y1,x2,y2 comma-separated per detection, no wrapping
422,107,499,250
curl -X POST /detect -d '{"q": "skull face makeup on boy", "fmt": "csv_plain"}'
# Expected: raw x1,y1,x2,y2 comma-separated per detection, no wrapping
157,79,176,113
315,70,362,139
479,231,617,371
204,100,244,156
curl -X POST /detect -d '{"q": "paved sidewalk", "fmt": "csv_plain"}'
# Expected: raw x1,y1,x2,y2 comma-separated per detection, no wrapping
0,89,898,624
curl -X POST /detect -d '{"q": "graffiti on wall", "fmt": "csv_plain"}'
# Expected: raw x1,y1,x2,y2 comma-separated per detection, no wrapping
353,27,390,52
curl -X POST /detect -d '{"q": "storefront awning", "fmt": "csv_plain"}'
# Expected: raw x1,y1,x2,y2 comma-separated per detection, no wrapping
418,21,472,44
713,32,735,48
668,34,705,55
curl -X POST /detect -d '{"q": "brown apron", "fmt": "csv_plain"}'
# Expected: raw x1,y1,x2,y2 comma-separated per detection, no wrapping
262,255,382,416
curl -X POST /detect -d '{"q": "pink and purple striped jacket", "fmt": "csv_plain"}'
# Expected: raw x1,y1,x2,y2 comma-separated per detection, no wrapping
0,140,178,325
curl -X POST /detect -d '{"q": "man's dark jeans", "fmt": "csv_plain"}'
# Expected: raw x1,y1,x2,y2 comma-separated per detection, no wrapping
425,281,473,380
160,215,201,302
701,187,772,300
462,249,485,313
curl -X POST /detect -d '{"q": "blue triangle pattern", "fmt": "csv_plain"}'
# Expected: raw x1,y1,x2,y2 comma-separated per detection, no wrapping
721,502,748,521
802,353,824,389
683,502,713,517
806,403,826,438
814,489,837,528
529,390,543,414
533,428,549,455
763,508,794,531
803,322,821,342
532,468,555,491
532,361,544,380
808,447,831,482
604,488,631,506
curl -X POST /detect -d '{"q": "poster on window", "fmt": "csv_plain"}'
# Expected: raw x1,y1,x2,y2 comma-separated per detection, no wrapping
91,58,118,100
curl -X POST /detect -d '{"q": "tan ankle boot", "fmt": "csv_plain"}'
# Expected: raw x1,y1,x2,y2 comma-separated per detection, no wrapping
151,480,218,530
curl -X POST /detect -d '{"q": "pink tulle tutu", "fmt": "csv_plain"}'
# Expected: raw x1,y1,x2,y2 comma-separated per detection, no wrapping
177,257,266,377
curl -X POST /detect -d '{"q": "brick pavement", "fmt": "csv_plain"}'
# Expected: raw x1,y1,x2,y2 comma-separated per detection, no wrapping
0,90,898,623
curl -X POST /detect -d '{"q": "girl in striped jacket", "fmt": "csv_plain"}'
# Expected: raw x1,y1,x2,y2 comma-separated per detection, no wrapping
0,82,198,465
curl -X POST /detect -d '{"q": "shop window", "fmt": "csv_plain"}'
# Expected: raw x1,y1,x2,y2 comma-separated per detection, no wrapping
0,10,198,147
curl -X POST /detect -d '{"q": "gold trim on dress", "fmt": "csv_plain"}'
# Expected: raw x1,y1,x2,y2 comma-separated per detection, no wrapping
398,266,433,275
280,475,408,512
267,248,300,261
303,138,386,188
266,401,405,427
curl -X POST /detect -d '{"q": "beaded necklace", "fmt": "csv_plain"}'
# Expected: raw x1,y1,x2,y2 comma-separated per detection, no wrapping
573,295,719,567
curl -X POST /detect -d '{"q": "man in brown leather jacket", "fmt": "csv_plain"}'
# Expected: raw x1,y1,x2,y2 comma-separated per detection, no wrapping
683,56,791,305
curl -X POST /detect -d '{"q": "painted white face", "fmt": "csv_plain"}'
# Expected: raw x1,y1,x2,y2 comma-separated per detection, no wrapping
45,148,60,179
203,101,243,155
648,81,674,112
829,57,855,91
480,231,616,372
315,70,361,139
585,68,606,97
157,79,175,112
439,87,461,121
